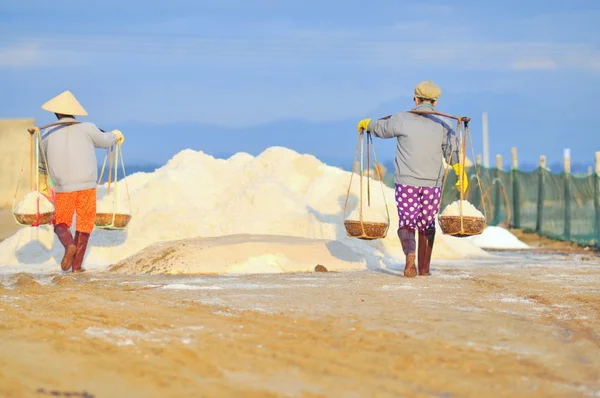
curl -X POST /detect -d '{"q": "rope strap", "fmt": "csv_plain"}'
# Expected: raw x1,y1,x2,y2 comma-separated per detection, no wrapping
13,127,53,227
97,143,132,229
343,131,390,239
403,111,488,236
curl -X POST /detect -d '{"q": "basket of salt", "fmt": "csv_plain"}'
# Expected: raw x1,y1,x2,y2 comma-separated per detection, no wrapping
12,127,55,227
439,200,486,237
435,113,487,237
13,191,56,227
95,213,132,229
343,131,390,240
14,212,55,227
344,220,389,240
95,143,132,230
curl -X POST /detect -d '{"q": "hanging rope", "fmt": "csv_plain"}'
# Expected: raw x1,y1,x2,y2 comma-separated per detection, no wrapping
405,111,488,236
343,131,390,239
96,143,132,230
12,126,53,227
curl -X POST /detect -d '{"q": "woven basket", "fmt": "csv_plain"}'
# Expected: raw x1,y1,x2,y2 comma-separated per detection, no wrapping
14,212,55,226
439,215,486,237
95,213,132,230
344,220,389,240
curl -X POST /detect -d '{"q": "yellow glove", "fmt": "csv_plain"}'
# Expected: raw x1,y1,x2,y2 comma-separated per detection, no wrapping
452,163,469,194
113,129,125,145
38,174,49,196
357,118,371,132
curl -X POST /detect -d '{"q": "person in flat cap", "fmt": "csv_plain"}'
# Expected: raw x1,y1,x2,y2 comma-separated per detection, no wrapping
38,90,125,273
356,80,467,278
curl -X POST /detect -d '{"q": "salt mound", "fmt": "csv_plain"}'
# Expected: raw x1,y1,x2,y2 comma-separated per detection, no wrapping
0,146,489,272
346,206,388,224
441,200,484,218
97,189,132,215
14,192,54,215
227,152,254,168
468,226,530,250
109,234,366,275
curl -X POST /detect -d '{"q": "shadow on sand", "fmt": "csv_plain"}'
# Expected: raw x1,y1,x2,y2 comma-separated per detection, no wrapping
14,224,128,265
305,193,404,276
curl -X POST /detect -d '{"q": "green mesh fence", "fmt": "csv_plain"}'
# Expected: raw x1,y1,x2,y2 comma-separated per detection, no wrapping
383,166,600,247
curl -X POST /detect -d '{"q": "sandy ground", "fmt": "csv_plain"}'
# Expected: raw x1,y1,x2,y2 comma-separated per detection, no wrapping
1,249,599,398
509,228,597,253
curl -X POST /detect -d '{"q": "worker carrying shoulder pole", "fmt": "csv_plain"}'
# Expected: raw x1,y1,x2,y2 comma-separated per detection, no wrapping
356,81,468,278
37,90,125,273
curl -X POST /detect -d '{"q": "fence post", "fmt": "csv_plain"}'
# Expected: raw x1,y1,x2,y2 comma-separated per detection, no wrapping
511,147,520,228
536,155,546,234
564,149,571,241
595,152,600,246
493,154,503,225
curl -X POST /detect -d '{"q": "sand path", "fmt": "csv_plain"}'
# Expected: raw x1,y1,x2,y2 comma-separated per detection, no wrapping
1,250,599,397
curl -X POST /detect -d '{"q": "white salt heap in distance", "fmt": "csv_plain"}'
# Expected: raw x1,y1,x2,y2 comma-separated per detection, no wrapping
0,147,489,274
14,192,54,215
468,226,530,250
441,200,485,218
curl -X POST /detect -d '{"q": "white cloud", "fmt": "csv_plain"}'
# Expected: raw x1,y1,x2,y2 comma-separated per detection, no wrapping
0,42,86,69
511,58,557,71
0,43,43,67
1,30,599,73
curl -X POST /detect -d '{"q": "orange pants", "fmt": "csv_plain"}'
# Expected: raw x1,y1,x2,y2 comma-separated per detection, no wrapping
54,188,96,234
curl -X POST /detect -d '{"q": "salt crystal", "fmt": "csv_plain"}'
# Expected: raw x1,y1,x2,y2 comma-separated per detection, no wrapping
346,206,388,223
441,200,484,218
96,196,131,215
14,192,54,215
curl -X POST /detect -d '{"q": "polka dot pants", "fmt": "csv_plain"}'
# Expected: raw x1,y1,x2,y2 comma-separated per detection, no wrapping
395,183,441,232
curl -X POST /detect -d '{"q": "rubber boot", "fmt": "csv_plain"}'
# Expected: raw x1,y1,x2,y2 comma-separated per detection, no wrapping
404,253,417,278
54,223,76,271
418,230,435,276
398,228,417,278
72,231,90,273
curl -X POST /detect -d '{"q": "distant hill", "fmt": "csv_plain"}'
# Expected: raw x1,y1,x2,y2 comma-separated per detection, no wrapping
95,92,597,178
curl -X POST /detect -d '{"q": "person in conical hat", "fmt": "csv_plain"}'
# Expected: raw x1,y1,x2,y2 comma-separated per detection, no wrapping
38,90,125,273
355,80,468,278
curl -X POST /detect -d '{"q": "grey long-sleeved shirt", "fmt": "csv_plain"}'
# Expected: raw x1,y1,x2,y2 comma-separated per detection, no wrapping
367,104,459,188
38,117,117,193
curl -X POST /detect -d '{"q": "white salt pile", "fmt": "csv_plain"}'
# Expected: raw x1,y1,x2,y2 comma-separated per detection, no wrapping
346,208,388,223
14,191,54,215
0,147,489,273
468,226,530,250
441,200,485,218
96,190,132,215
345,181,389,223
110,234,366,275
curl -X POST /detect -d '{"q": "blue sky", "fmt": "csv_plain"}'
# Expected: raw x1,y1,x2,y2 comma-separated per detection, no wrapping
1,0,599,171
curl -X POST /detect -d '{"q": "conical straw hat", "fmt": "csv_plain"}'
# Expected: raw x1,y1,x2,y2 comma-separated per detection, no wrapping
41,90,88,116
